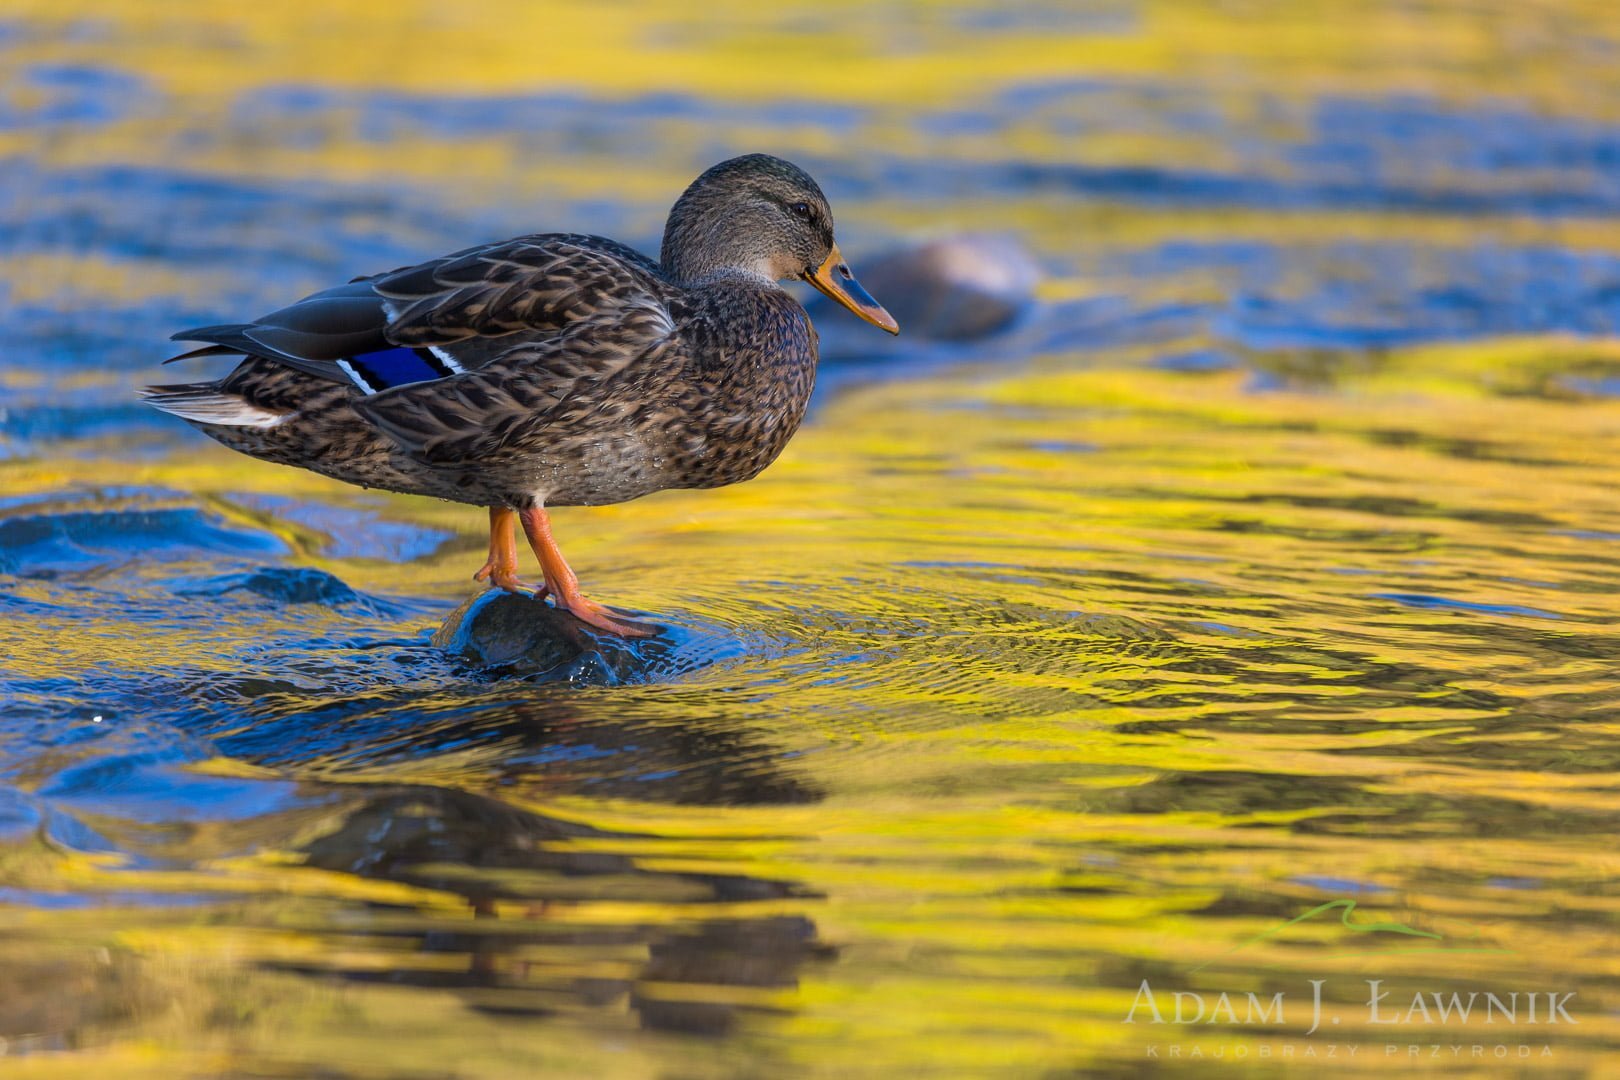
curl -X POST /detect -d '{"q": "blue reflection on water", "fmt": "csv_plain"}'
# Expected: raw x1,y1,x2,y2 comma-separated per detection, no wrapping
1370,593,1563,620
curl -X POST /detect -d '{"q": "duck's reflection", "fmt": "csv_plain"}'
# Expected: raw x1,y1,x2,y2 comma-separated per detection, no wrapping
279,782,827,1035
16,598,831,1040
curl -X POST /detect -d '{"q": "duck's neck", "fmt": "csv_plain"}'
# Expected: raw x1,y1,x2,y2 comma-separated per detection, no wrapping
682,266,783,292
663,241,785,288
681,271,813,358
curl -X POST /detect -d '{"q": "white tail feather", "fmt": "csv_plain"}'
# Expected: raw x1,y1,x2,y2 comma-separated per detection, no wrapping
139,388,290,428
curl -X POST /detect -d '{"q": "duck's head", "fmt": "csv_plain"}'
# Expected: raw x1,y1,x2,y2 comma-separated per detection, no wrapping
660,154,899,335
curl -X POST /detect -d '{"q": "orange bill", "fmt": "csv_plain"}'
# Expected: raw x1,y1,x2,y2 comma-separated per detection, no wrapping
803,244,900,335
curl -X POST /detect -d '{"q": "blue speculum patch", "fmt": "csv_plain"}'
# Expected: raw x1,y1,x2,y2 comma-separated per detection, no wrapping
346,346,449,389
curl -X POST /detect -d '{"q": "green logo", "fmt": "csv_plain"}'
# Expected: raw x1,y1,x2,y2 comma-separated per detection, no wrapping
1191,899,1516,973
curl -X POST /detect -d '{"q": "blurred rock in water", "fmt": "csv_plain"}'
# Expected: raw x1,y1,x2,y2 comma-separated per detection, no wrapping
186,566,361,605
810,233,1041,343
432,589,668,683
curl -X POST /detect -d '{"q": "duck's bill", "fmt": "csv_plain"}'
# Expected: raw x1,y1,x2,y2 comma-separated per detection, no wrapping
803,245,900,335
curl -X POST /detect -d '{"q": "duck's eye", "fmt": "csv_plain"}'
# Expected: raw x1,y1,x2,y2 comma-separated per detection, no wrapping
790,201,813,220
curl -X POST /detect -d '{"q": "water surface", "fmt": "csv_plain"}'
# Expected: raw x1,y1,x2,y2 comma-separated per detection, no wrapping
3,2,1620,1076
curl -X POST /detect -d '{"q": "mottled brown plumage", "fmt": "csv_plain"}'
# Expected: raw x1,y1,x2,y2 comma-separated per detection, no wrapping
142,154,899,634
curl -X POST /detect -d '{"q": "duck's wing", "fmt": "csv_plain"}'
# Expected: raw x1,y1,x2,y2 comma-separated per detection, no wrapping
350,291,680,466
166,234,665,390
373,235,662,346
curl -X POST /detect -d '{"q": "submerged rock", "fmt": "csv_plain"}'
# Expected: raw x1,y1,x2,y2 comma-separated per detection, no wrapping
432,590,670,684
194,566,362,605
173,565,417,618
812,233,1041,342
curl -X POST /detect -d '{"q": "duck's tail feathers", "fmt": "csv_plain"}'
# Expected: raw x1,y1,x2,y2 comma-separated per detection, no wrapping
138,384,290,428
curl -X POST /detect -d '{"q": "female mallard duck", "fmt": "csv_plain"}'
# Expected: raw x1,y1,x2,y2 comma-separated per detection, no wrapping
141,154,898,636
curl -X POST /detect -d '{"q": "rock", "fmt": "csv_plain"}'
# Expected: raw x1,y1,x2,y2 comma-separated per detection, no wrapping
176,565,412,616
813,233,1041,342
212,566,362,605
432,590,669,683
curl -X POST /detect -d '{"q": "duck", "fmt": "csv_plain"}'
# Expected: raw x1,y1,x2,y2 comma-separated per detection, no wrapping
141,154,899,636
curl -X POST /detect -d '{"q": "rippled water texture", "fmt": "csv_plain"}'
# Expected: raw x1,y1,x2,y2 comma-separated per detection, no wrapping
4,2,1620,1076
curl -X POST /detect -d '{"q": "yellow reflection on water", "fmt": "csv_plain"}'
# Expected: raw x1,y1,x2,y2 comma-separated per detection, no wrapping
5,1,1620,1077
7,330,1620,1076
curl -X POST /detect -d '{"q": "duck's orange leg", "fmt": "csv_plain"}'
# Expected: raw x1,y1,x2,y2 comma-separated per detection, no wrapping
517,507,654,637
473,506,545,596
